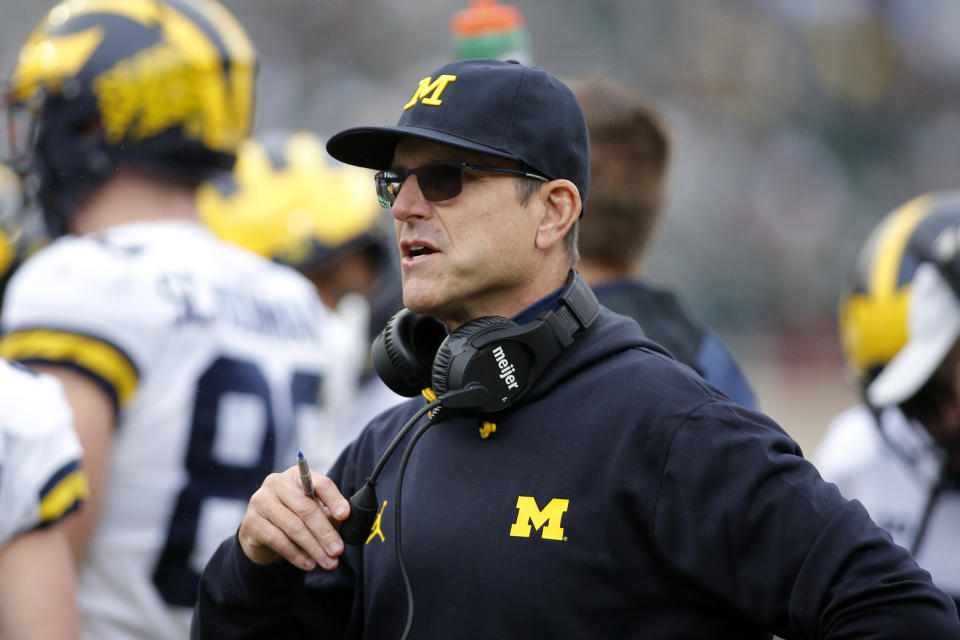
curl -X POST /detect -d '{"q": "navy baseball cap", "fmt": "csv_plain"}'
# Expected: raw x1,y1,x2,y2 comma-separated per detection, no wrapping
326,58,590,212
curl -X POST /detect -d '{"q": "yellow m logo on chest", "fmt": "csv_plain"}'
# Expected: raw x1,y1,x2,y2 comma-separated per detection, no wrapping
509,496,569,541
403,74,457,110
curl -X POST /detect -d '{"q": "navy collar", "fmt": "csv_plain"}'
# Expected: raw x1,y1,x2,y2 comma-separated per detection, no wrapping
512,285,564,325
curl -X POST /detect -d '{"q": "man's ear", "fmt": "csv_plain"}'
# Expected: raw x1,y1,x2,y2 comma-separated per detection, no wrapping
535,179,581,251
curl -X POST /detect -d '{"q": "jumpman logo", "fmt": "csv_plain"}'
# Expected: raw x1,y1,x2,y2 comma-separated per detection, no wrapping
366,500,388,544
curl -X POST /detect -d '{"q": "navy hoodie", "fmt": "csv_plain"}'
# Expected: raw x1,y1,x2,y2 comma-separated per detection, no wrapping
193,308,960,639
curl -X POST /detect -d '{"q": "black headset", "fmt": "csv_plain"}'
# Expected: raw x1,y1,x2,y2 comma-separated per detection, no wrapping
371,269,601,416
339,271,600,544
339,272,600,638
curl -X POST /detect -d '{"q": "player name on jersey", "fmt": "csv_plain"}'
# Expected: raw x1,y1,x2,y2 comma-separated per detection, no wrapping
157,272,321,342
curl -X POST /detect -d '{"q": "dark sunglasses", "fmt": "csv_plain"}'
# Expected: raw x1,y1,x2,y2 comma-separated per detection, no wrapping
374,161,548,208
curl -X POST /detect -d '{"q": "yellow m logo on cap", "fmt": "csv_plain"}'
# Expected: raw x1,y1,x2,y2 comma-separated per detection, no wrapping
509,496,569,541
403,74,457,110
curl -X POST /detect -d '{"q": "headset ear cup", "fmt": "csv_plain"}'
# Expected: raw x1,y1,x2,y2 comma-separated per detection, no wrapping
432,316,511,397
372,309,447,397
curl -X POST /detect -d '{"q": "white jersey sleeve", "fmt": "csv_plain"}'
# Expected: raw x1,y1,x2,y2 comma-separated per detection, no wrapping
814,404,960,602
0,359,87,548
0,222,354,640
815,404,941,547
0,234,148,409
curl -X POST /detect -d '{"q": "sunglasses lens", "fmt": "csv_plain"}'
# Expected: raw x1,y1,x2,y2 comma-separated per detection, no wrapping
417,164,463,202
374,172,400,208
375,163,466,206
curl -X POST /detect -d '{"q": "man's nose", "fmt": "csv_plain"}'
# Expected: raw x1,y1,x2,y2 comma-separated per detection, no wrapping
391,175,428,222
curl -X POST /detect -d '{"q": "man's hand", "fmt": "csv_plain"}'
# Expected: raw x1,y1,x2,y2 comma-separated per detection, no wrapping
237,466,351,571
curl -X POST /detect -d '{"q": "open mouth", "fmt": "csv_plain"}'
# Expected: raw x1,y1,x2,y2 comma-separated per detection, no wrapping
405,244,438,259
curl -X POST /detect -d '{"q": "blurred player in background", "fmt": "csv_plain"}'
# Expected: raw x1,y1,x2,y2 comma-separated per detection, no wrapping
571,75,756,408
0,1,338,637
199,129,404,470
816,191,960,612
0,358,88,640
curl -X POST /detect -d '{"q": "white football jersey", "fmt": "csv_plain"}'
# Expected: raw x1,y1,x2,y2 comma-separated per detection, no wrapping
0,359,86,548
815,404,960,600
0,221,348,639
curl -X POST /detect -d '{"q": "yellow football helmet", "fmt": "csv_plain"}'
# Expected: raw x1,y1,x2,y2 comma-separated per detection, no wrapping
840,191,960,407
199,130,385,267
5,0,257,236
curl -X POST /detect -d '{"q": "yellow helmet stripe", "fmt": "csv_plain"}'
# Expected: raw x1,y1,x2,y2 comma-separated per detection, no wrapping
869,194,929,296
840,289,909,377
840,194,931,378
39,463,89,523
0,329,139,406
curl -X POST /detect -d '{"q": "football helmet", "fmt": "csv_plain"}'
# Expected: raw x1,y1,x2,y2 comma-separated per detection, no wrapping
198,130,403,339
840,191,960,408
5,0,257,237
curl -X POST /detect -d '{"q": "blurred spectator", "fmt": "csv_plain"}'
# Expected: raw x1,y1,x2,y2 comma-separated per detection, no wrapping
816,191,960,611
450,0,533,63
571,75,756,408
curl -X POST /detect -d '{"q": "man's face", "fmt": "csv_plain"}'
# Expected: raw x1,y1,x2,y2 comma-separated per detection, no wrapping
389,138,543,328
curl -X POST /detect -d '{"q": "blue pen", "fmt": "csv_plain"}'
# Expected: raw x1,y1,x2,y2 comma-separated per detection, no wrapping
297,451,316,500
